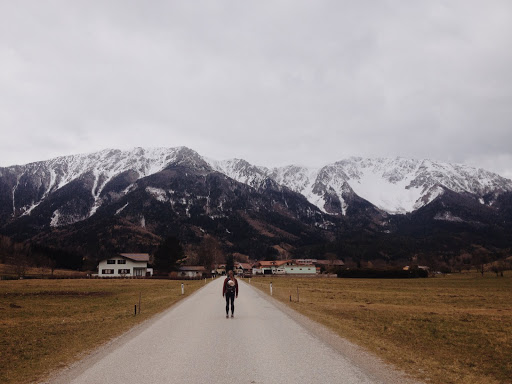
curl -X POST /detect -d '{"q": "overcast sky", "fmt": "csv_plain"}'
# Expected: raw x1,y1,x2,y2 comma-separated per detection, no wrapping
1,1,511,178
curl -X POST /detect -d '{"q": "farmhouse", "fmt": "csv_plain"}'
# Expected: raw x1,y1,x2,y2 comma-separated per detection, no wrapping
252,260,317,275
253,260,289,275
235,262,253,277
178,266,207,278
97,253,153,278
252,259,345,275
213,264,226,276
276,260,317,275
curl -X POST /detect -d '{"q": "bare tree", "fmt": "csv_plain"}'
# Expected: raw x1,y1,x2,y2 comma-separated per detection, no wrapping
9,243,30,278
0,235,13,264
197,235,223,272
472,248,488,277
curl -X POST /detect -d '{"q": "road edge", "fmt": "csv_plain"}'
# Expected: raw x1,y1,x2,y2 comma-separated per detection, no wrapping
40,279,216,384
244,280,423,384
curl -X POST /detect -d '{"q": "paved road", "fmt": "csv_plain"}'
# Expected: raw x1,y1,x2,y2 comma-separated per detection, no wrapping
48,278,418,384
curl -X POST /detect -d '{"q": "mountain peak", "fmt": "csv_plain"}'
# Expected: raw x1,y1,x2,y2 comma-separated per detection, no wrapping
2,148,512,221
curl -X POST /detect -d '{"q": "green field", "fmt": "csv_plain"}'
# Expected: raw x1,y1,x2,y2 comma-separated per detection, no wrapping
251,273,512,384
0,278,204,384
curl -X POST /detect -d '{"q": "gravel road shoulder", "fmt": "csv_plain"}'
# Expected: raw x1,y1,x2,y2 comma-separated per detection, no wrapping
250,282,422,384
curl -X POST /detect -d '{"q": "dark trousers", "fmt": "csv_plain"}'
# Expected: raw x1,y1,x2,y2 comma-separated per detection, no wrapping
225,292,235,314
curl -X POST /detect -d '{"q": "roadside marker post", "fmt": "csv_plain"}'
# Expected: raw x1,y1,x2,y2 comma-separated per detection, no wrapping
270,282,273,296
181,283,184,295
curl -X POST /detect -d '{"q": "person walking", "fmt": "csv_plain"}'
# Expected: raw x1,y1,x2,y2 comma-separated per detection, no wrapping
222,270,238,318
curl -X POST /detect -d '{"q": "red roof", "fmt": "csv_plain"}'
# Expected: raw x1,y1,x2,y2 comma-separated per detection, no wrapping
119,253,150,262
255,260,290,267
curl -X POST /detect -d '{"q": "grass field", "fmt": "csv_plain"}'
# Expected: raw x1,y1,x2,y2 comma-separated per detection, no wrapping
0,263,88,278
0,278,205,384
251,273,512,384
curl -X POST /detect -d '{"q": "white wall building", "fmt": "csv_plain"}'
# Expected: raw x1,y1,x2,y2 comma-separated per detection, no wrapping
254,260,318,275
279,261,317,275
178,266,207,278
97,253,152,278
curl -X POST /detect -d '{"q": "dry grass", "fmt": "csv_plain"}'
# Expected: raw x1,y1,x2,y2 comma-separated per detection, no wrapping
0,263,88,278
0,278,204,384
251,273,512,384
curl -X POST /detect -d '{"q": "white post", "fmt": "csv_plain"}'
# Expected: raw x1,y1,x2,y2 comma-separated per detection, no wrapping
249,278,251,284
181,283,184,295
270,282,273,296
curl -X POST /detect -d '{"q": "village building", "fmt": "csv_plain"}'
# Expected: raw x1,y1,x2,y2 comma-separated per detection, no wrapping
252,260,289,275
235,262,253,277
178,266,207,278
97,253,152,278
276,260,317,275
252,259,344,275
213,264,226,276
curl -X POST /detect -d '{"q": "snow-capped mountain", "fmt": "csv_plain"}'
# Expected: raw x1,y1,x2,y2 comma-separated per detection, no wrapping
208,157,512,215
2,147,209,225
2,146,512,228
2,146,512,264
0,146,331,259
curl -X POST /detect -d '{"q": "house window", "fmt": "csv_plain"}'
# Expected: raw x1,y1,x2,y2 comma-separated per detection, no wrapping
117,259,126,264
107,260,116,264
118,269,130,274
102,269,114,274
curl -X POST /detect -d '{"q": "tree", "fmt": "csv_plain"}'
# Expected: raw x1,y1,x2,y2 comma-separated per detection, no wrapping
472,248,488,277
197,235,223,272
0,235,13,264
225,254,234,274
11,243,29,279
153,236,184,274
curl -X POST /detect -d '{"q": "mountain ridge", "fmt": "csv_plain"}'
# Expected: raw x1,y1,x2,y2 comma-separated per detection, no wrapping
2,147,512,223
2,146,512,270
208,155,512,215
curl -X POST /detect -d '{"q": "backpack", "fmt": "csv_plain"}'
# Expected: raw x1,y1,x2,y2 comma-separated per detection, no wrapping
225,278,236,294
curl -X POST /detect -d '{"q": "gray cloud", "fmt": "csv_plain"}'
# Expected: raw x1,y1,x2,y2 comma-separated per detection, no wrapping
1,0,511,178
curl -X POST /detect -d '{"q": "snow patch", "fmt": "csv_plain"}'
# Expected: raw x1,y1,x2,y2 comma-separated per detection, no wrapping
116,203,129,215
434,211,464,222
21,202,41,217
50,210,61,227
146,187,168,202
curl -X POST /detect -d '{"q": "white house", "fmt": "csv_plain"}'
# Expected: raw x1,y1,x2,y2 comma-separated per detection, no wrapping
253,260,318,275
97,253,153,278
253,260,289,275
277,260,317,275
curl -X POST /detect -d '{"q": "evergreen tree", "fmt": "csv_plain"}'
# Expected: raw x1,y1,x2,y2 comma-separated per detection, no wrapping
225,254,234,274
154,236,184,274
